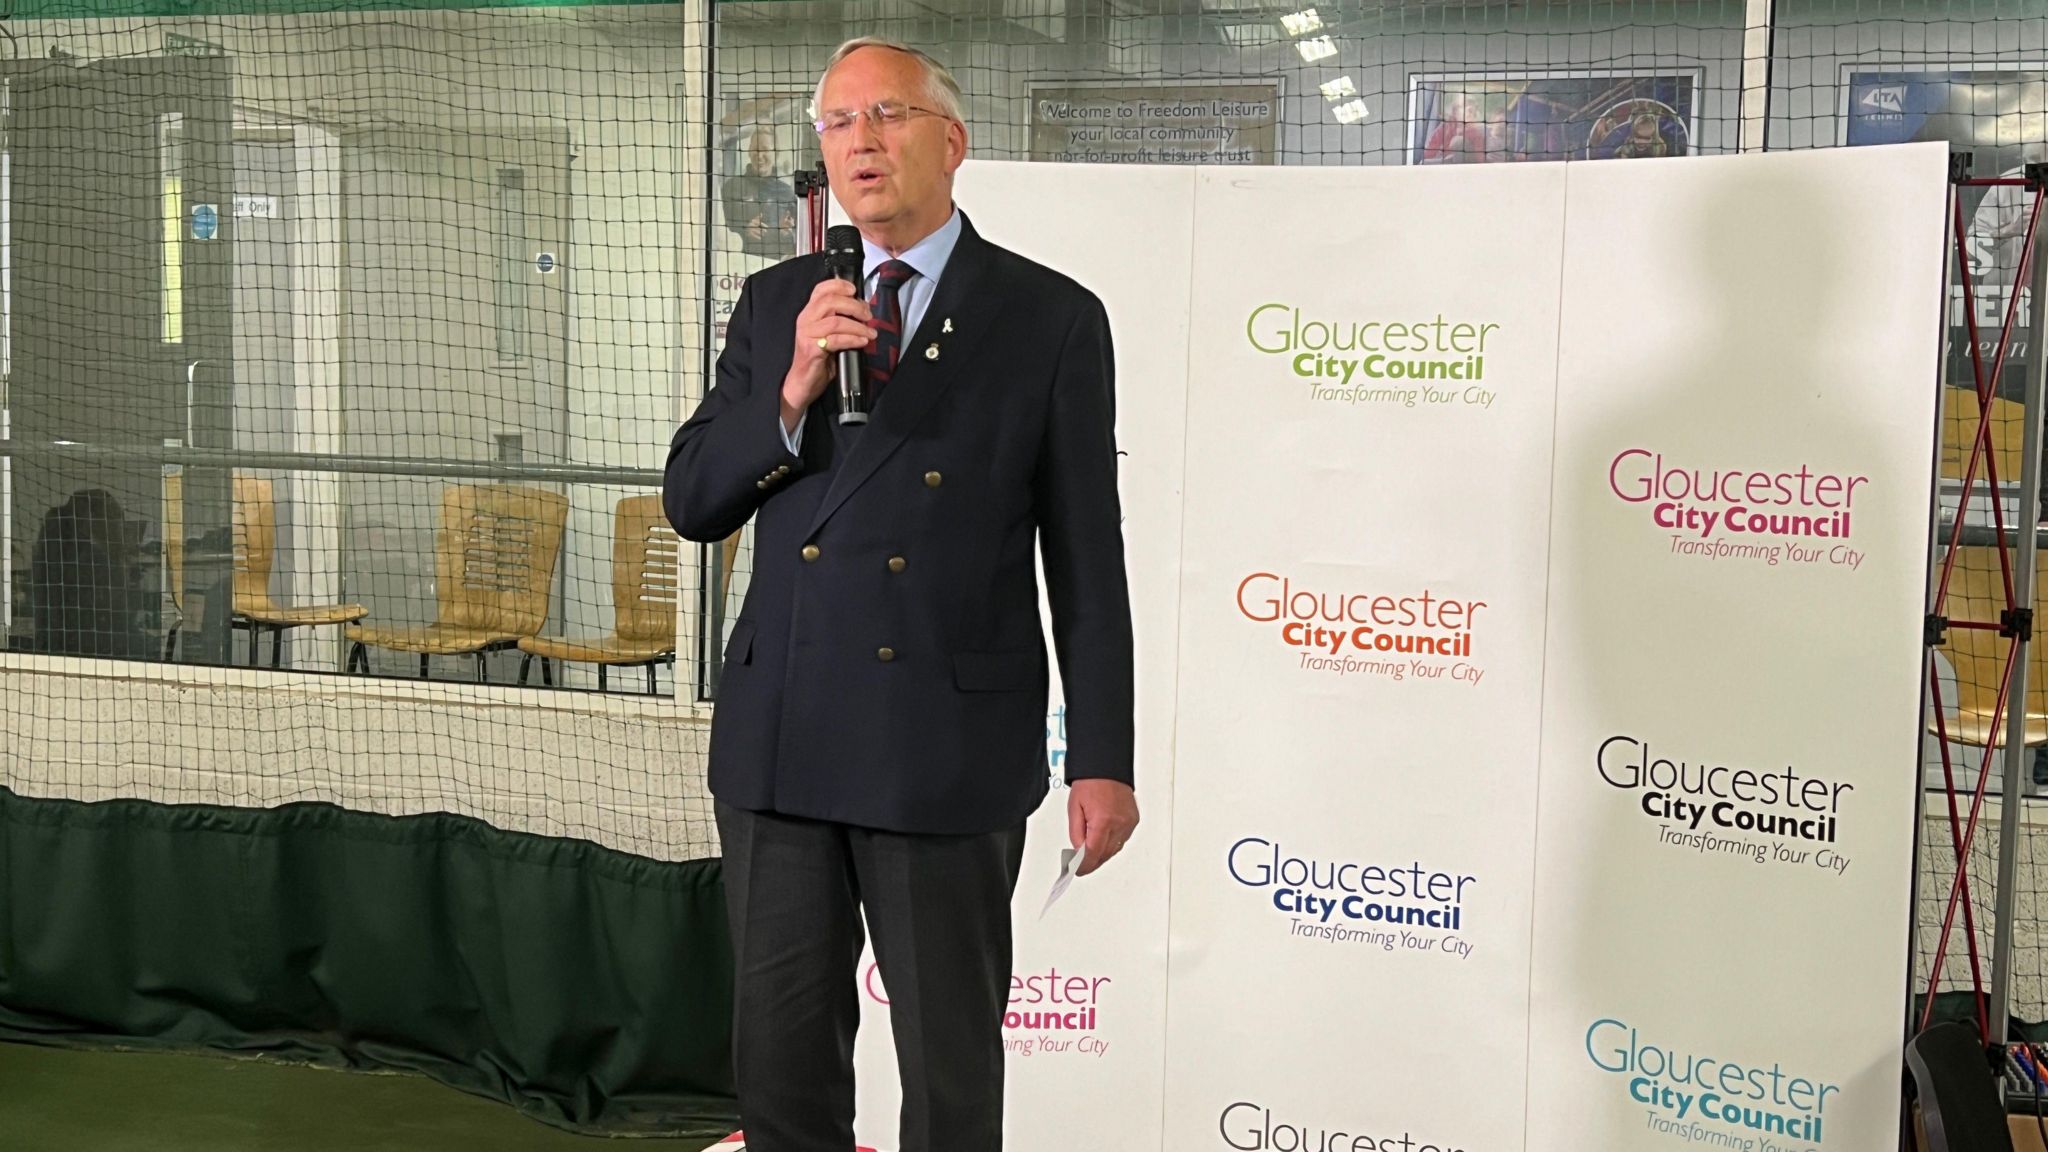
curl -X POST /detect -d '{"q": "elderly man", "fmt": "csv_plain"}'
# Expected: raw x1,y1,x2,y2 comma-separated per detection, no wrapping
664,36,1139,1152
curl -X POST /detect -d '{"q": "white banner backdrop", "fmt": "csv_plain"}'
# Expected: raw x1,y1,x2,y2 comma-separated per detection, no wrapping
1162,161,1570,1152
809,142,1945,1152
1523,147,1947,1152
847,160,1193,1152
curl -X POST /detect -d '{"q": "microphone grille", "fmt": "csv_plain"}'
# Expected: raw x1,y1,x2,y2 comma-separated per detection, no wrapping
824,225,863,271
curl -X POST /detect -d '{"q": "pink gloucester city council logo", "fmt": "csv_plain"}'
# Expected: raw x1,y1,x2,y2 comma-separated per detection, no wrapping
864,961,1113,1059
1607,448,1872,571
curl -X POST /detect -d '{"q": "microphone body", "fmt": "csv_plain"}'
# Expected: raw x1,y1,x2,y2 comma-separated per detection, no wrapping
824,225,868,425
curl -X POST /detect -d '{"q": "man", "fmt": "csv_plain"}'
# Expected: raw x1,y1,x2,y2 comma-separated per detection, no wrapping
663,37,1139,1152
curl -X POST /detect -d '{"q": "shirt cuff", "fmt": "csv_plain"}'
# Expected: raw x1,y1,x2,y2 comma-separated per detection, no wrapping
780,415,804,454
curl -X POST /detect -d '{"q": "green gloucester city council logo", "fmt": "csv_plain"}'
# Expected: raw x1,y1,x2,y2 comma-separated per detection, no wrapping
1245,302,1503,410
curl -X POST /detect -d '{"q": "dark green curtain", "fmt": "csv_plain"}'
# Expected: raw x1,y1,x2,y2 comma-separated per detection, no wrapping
0,786,737,1138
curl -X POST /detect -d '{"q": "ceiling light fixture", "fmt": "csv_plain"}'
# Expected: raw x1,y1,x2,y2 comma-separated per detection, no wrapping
1295,34,1337,62
1280,8,1323,35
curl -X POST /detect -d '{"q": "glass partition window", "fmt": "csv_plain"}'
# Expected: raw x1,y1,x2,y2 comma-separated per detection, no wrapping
0,8,694,697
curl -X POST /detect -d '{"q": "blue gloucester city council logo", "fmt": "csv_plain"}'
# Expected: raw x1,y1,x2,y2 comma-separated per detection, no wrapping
1226,835,1479,960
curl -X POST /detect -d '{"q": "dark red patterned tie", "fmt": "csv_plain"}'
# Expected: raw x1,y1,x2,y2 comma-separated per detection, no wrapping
866,259,916,401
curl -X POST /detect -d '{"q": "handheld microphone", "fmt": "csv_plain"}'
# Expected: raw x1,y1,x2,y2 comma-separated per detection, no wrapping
824,225,868,425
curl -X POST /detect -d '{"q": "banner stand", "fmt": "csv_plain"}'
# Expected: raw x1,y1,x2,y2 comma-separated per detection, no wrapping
742,149,1950,1152
1921,156,2048,1054
1990,161,2048,1043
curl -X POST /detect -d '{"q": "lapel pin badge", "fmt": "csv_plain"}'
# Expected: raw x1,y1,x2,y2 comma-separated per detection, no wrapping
941,318,954,334
925,344,941,361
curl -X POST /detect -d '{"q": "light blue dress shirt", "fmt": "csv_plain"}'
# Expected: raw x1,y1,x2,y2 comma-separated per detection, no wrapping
782,208,964,452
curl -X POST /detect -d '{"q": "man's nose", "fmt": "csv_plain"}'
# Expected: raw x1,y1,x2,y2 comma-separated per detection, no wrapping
846,112,882,151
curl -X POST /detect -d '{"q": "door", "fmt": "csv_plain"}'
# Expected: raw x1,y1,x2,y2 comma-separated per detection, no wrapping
338,124,568,676
7,54,234,661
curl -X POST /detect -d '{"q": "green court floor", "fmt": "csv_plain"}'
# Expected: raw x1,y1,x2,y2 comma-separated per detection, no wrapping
0,1042,723,1151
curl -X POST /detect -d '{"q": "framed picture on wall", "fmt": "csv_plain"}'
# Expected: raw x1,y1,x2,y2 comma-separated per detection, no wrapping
714,91,820,266
707,90,823,352
1028,80,1280,165
1405,69,1702,165
1841,65,2048,404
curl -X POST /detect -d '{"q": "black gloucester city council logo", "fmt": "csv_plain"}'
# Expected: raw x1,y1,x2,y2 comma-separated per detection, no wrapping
1245,302,1504,410
1226,835,1478,960
1596,735,1856,877
1585,1018,1839,1147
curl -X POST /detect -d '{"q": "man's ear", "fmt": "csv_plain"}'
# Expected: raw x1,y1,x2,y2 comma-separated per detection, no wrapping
945,118,969,173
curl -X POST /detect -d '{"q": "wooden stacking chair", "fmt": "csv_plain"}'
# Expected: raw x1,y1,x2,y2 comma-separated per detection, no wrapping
231,475,368,668
518,494,680,694
345,483,568,681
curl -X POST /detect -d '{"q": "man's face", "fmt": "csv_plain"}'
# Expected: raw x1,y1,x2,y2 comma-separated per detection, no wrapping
817,47,966,235
745,127,776,176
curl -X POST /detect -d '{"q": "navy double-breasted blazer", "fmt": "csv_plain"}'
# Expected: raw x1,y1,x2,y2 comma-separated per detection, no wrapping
664,213,1135,835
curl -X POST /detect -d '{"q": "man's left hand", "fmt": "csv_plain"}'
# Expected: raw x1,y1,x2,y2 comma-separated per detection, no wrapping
1067,779,1139,877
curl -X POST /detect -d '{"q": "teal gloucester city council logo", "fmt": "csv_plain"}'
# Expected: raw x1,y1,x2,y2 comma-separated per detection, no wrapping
1245,302,1504,410
1585,1018,1839,1150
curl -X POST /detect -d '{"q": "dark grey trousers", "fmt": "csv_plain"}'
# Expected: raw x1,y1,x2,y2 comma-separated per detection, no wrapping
715,801,1028,1152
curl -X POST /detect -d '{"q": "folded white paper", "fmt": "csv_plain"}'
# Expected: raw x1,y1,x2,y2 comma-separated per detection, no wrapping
1039,844,1086,920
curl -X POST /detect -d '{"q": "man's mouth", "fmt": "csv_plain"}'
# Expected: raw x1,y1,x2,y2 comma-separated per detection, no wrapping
852,167,887,189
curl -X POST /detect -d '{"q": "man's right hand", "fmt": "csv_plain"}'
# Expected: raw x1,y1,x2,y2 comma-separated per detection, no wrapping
783,279,876,434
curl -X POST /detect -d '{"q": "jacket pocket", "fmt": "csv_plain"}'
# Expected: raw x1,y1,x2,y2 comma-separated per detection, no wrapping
723,619,757,666
953,649,1040,692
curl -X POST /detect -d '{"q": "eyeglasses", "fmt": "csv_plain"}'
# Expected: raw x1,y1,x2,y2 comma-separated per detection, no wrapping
813,100,947,136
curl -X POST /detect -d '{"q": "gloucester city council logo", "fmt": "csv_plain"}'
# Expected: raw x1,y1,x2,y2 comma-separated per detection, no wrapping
1595,734,1858,876
1246,302,1504,410
1585,1018,1839,1147
1227,835,1478,960
1217,1100,1471,1151
1235,571,1490,687
865,960,1113,1059
1607,447,1872,571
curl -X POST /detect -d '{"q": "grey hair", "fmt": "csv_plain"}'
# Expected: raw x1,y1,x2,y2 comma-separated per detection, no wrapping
812,37,965,124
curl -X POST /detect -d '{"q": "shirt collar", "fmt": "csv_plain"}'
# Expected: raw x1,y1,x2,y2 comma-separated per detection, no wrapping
863,207,963,286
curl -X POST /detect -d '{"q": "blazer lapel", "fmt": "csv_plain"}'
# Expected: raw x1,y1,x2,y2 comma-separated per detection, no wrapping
805,214,998,538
